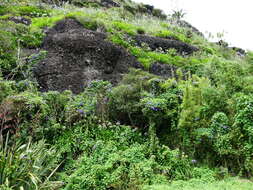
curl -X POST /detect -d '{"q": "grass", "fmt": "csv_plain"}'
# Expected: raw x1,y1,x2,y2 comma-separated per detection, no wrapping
143,178,253,190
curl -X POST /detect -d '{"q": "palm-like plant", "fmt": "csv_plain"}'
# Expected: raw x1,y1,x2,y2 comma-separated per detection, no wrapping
171,9,187,20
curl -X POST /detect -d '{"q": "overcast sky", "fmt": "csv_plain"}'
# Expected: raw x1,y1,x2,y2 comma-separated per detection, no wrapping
133,0,253,51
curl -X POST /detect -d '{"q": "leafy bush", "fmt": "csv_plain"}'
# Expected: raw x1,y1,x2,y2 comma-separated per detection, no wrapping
0,80,17,103
0,92,49,138
55,121,193,189
0,30,17,76
109,69,157,127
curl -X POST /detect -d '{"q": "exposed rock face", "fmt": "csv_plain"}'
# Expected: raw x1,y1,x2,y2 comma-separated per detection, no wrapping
150,63,177,79
137,4,167,19
34,19,138,93
34,19,199,94
142,4,154,14
216,40,246,56
41,0,69,5
231,47,246,56
100,0,120,7
9,16,31,25
134,34,198,55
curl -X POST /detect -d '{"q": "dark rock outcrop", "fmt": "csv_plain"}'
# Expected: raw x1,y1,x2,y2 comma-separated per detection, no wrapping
137,4,167,19
9,16,31,25
123,4,166,19
142,4,154,14
34,19,199,94
34,19,138,93
41,0,69,5
134,34,198,55
150,62,178,79
231,47,246,56
100,0,120,8
216,40,246,56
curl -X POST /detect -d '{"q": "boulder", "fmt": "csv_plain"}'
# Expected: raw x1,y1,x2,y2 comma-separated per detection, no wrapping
231,47,246,56
34,19,137,93
150,62,177,78
100,0,120,8
134,34,198,55
9,16,31,25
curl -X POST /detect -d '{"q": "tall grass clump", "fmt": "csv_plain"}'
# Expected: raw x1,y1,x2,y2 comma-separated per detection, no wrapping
0,133,62,189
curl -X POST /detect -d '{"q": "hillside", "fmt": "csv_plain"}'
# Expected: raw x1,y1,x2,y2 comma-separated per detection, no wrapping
0,0,253,189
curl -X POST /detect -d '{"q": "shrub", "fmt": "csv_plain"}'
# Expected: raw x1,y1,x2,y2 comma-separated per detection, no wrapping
0,30,17,76
108,69,157,127
0,92,49,139
0,80,17,104
55,121,193,189
229,94,253,176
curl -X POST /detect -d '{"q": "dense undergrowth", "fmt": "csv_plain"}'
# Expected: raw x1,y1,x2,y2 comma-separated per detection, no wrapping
1,0,253,189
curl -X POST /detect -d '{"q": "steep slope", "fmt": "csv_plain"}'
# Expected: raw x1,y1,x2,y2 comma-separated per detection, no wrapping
1,1,253,190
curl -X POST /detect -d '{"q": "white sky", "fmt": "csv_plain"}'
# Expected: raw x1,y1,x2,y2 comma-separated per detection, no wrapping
133,0,253,51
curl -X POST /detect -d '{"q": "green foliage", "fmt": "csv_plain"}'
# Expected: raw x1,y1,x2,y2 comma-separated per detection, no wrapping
0,4,50,17
72,0,101,8
210,112,229,136
31,15,64,31
177,76,208,155
155,30,190,43
0,80,17,103
112,21,138,35
227,94,253,175
0,30,17,75
0,91,49,138
13,6,50,17
109,32,131,48
246,51,253,63
74,16,104,30
63,143,165,190
1,0,253,189
109,69,157,126
0,20,46,78
127,46,187,68
9,6,50,17
55,120,193,189
0,134,62,189
0,5,10,16
144,177,253,190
